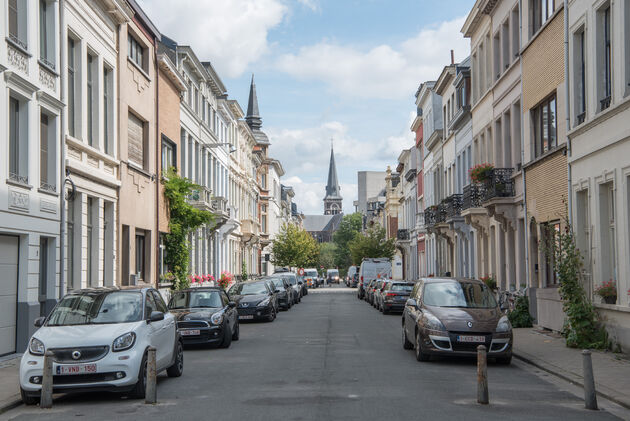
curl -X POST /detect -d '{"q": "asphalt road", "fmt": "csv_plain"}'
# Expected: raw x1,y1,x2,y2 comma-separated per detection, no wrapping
1,286,622,421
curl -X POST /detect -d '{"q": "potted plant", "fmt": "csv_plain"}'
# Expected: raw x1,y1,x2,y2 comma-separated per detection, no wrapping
469,163,494,183
218,271,233,290
595,280,617,304
480,275,497,291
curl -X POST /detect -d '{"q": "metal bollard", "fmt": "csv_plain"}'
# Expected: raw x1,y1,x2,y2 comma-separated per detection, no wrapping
145,347,157,404
477,345,489,405
40,350,54,408
582,350,598,410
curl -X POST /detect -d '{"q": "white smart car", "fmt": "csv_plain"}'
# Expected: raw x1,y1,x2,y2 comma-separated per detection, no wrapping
20,287,183,404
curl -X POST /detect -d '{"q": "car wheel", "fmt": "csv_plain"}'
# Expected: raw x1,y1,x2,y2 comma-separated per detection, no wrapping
20,388,39,405
415,332,430,362
232,321,240,341
219,323,232,348
167,341,184,377
267,308,276,322
496,353,512,365
402,325,413,350
130,351,148,399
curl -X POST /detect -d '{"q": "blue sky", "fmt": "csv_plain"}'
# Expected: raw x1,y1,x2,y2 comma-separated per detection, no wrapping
139,0,474,214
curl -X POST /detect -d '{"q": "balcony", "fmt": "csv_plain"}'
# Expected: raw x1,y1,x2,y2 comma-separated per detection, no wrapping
462,183,485,210
397,229,410,241
443,194,463,219
188,186,212,211
482,168,515,201
241,218,260,243
436,202,447,224
424,205,438,227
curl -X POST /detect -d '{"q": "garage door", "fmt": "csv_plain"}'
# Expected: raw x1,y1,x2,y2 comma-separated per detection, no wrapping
0,236,18,356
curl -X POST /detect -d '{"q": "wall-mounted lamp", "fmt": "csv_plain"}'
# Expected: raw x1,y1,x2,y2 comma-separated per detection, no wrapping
208,142,237,154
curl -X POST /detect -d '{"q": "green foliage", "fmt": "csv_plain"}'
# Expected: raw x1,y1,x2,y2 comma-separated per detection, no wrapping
541,220,608,349
318,242,337,270
242,260,248,281
162,168,214,290
480,275,497,290
508,296,534,328
333,213,363,271
348,224,395,264
271,223,319,268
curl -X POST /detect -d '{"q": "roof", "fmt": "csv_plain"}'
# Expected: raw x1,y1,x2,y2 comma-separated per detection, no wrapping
324,146,342,200
303,214,343,232
245,74,270,145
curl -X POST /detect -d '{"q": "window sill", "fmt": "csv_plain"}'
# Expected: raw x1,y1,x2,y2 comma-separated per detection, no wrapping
523,144,566,170
38,59,57,75
38,187,59,197
593,302,630,313
126,161,154,179
127,57,150,81
5,37,30,56
6,178,32,190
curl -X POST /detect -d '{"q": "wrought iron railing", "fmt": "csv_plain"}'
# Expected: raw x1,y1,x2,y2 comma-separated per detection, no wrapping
397,229,409,240
9,172,28,185
443,194,463,219
424,205,438,227
462,183,485,210
600,95,611,111
40,182,56,193
436,202,447,223
483,168,515,201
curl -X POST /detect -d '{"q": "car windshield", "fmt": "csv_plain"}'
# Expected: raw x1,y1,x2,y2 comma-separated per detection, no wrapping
47,291,143,326
423,282,497,309
169,291,223,309
327,270,339,276
231,282,268,295
391,284,414,292
304,270,318,277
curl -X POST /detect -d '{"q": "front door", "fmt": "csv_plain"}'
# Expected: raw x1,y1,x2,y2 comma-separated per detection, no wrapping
0,236,18,356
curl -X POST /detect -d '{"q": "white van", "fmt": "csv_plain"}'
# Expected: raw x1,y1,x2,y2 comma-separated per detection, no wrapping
346,265,358,287
326,268,340,284
357,258,392,299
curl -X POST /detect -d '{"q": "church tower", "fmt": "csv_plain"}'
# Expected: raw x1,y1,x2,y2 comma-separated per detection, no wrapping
324,144,342,215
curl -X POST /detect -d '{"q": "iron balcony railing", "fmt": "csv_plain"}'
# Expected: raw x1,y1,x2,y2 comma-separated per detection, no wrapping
443,194,463,219
397,229,410,240
423,205,438,227
483,168,515,201
436,202,447,223
462,183,485,210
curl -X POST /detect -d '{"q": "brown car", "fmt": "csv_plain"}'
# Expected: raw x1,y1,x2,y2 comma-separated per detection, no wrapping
401,277,512,364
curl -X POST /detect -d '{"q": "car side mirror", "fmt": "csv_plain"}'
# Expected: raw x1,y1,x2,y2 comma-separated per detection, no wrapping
228,301,237,308
298,281,303,285
34,317,46,328
405,298,418,309
148,311,165,322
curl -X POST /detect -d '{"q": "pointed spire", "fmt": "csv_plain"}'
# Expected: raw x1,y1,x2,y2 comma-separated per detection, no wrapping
324,143,341,200
245,73,269,144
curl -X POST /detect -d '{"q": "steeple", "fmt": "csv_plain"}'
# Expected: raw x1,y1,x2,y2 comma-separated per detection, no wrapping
245,74,269,145
324,142,342,215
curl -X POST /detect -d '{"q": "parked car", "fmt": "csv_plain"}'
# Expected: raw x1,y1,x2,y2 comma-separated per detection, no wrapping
303,269,319,289
358,258,391,299
19,287,183,404
402,278,512,364
350,273,359,288
379,281,414,314
269,276,293,310
168,287,239,348
365,279,379,304
374,280,392,310
229,280,278,322
263,279,281,313
273,272,301,304
346,266,357,286
326,268,340,284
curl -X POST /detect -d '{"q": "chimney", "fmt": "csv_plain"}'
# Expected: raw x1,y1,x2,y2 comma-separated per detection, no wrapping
450,49,454,65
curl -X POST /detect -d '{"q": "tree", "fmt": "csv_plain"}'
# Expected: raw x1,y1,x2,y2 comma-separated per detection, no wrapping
242,260,248,281
318,242,337,270
348,224,395,264
271,223,319,268
162,168,214,290
333,213,363,272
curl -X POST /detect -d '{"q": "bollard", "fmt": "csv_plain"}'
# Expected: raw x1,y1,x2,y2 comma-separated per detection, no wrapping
582,350,598,410
40,350,54,408
145,347,157,404
477,345,489,405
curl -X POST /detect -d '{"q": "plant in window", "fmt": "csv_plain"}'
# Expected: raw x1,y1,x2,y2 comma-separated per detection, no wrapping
594,280,617,304
469,163,494,183
218,271,233,290
480,275,497,290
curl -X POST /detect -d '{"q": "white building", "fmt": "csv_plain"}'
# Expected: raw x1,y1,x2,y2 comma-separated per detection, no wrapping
396,148,418,280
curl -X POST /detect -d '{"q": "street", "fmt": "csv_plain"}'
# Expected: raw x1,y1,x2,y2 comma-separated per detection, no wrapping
1,287,622,421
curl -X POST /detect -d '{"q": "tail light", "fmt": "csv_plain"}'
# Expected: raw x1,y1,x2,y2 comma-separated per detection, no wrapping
386,293,397,297
361,276,363,281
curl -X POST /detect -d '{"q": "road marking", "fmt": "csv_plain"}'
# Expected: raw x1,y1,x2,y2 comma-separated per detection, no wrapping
309,288,355,293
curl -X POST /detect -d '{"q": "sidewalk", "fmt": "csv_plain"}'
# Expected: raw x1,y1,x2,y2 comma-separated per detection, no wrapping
0,354,21,414
513,327,630,409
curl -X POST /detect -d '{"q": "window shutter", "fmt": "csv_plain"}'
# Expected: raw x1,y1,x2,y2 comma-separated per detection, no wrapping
128,113,144,167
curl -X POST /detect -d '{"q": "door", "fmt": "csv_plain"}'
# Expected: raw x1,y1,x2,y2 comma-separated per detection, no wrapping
0,236,18,355
221,291,235,334
145,292,168,369
151,290,175,368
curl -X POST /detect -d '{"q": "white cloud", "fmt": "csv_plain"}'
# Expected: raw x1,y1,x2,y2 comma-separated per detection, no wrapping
276,17,469,99
137,0,287,78
296,0,319,12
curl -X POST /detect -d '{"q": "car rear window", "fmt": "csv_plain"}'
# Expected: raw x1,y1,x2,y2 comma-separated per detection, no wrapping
423,282,497,308
391,284,414,292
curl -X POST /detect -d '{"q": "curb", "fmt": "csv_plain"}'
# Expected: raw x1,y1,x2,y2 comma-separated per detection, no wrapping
513,352,630,410
0,397,22,415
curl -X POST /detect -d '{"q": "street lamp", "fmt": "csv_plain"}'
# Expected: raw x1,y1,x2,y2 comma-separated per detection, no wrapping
208,142,237,154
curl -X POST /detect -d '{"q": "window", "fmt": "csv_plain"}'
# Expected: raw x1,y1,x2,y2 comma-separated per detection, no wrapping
40,112,56,192
144,292,156,318
39,0,54,68
103,66,113,155
261,173,267,189
38,237,49,316
598,5,612,110
599,182,617,291
159,233,167,277
127,34,146,71
136,232,145,282
9,96,28,184
128,112,145,168
574,28,587,124
67,201,75,290
532,0,555,34
67,37,78,138
87,197,94,286
533,94,557,157
161,135,176,173
87,53,97,147
8,0,27,49
493,31,501,80
511,6,520,62
625,0,630,96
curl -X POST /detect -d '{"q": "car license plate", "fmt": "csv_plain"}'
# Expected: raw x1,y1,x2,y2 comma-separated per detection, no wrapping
457,335,485,343
239,315,254,320
56,364,97,375
180,329,200,336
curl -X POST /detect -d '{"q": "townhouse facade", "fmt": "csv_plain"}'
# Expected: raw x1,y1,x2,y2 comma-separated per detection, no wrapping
395,148,418,280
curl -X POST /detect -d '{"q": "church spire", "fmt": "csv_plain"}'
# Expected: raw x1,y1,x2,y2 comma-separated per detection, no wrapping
324,141,342,215
245,74,269,145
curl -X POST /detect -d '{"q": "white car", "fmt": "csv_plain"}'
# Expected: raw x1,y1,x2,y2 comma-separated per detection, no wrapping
19,287,183,404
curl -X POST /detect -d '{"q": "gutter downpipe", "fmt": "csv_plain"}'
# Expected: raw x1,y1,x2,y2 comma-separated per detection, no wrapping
59,0,66,299
155,51,160,290
519,0,531,289
564,0,573,226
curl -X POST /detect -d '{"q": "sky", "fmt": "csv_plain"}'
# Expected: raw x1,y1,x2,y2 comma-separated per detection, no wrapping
137,0,475,215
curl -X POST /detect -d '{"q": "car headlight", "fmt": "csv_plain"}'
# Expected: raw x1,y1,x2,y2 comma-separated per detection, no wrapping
210,312,224,325
258,298,270,307
112,332,136,352
29,338,45,356
422,312,446,331
496,315,512,333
